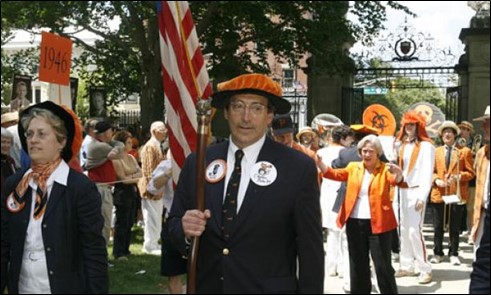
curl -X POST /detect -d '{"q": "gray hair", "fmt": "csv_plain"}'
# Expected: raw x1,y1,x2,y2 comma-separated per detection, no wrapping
21,108,67,144
357,134,383,157
1,127,13,139
150,121,165,134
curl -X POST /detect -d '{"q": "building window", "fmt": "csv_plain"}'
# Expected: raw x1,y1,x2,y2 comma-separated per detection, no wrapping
283,69,294,88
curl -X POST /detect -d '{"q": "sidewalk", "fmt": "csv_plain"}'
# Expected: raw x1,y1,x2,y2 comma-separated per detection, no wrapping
323,225,475,294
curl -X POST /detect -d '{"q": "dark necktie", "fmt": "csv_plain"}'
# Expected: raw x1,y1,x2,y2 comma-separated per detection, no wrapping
33,187,47,220
445,146,452,170
222,149,244,240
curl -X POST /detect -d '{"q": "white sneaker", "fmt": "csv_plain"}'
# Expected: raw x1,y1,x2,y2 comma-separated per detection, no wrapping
430,255,444,264
395,269,418,277
418,272,432,284
450,256,461,265
392,253,400,262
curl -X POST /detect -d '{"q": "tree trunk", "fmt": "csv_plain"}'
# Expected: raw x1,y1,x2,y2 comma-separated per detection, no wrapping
139,68,165,135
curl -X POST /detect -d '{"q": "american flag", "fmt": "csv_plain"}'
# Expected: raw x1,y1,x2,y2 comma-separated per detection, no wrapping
158,1,212,182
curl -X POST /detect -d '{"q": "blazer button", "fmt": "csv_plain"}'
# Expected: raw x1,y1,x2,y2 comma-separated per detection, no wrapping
222,248,230,255
46,247,51,252
49,270,54,275
42,224,47,229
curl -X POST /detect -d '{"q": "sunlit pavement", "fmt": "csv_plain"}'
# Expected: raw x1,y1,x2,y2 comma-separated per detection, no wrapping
324,225,474,294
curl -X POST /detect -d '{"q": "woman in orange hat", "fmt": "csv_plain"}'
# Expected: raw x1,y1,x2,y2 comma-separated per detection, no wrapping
394,110,435,284
1,101,108,293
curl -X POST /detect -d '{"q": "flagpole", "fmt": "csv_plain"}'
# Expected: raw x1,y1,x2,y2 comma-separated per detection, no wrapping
187,99,211,294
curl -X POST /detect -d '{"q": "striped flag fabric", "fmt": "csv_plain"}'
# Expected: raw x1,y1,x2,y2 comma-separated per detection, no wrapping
158,1,212,182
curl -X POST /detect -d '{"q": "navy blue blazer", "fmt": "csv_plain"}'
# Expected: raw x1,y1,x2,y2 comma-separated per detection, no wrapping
168,137,324,294
470,203,490,294
1,167,108,294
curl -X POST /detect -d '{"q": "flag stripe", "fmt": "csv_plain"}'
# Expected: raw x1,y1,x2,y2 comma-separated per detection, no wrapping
158,1,212,182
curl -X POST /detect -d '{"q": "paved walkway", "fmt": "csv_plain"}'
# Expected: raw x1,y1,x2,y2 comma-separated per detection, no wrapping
323,225,475,294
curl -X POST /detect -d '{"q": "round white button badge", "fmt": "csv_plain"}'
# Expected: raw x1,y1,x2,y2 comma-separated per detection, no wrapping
250,161,277,186
205,159,227,183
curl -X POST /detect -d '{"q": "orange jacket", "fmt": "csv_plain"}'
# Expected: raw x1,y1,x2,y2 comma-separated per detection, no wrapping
323,160,399,234
471,144,490,241
431,145,474,203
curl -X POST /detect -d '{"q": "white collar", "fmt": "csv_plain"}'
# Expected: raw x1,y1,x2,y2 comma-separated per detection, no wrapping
228,135,266,163
27,160,69,189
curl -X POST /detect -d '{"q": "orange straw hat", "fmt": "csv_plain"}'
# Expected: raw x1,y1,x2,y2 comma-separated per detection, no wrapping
396,110,432,143
211,73,291,114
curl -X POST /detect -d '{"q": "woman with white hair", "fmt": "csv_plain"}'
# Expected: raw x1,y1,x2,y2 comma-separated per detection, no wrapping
1,127,17,191
319,134,404,294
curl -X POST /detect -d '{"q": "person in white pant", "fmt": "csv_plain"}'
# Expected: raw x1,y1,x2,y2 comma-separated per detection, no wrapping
395,111,435,285
317,125,353,290
138,121,167,254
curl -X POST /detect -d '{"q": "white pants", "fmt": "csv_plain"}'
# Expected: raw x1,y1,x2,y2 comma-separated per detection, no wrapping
326,228,342,273
142,198,164,251
399,199,432,274
325,226,350,287
19,250,51,294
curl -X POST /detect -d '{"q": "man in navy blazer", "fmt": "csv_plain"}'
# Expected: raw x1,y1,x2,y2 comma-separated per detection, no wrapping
168,73,324,294
470,202,490,294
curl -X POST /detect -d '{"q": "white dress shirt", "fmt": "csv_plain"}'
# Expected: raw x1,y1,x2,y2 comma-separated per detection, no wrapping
224,135,265,212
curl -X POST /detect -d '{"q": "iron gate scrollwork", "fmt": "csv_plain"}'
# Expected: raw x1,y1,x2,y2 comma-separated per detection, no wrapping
445,86,461,123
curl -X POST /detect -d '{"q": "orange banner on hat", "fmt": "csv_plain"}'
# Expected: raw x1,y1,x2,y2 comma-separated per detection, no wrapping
363,104,396,136
39,31,73,86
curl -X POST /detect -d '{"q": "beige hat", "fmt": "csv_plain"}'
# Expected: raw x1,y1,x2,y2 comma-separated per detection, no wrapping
458,121,475,134
1,112,19,124
473,105,490,122
438,120,460,136
296,127,315,141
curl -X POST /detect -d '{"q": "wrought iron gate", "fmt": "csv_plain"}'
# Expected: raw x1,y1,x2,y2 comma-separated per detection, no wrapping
445,86,461,123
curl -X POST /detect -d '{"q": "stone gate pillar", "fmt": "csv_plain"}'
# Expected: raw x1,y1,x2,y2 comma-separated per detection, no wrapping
458,3,490,124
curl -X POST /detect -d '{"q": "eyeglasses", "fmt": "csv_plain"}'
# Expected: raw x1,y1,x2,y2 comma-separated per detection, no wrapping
229,101,267,116
25,130,51,140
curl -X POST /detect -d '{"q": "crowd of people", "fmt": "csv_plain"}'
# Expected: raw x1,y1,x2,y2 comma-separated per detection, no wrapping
1,73,489,294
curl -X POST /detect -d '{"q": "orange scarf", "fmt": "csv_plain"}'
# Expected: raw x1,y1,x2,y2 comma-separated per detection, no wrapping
10,157,62,219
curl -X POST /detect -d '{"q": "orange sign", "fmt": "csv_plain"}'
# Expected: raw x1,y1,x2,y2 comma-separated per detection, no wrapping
362,104,396,136
39,31,72,86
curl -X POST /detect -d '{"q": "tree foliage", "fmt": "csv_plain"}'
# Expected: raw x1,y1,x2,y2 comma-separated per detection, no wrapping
1,1,411,130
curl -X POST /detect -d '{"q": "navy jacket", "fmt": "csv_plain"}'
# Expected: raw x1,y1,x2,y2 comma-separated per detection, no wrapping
470,203,490,294
168,137,324,294
1,167,108,294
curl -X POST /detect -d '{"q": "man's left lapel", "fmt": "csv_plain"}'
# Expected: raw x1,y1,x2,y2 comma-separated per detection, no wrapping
43,182,66,219
206,142,229,232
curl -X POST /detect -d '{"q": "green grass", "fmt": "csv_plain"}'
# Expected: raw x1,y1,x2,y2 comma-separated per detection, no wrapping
108,226,170,294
